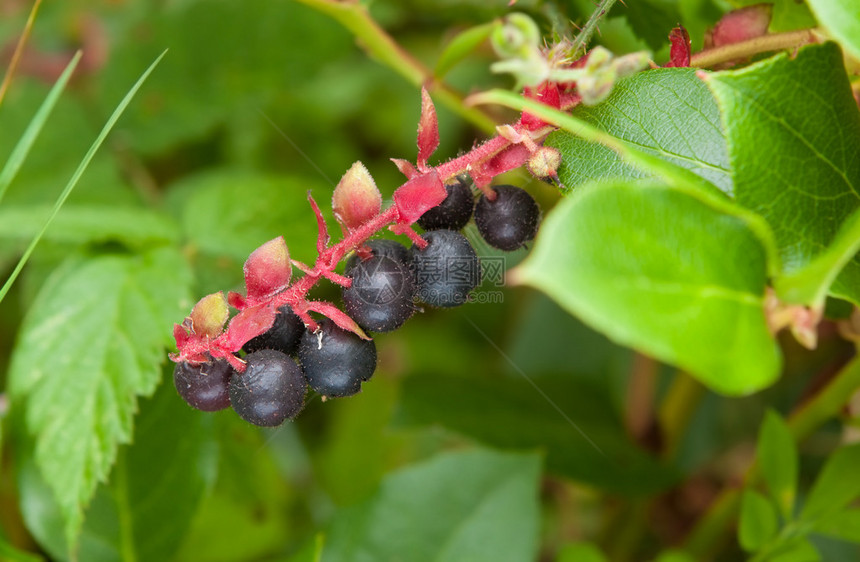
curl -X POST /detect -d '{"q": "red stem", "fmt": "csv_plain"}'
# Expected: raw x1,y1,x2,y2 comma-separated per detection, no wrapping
176,118,551,366
432,135,512,183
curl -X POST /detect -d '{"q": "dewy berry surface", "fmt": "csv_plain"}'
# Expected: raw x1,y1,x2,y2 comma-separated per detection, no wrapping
173,359,235,412
229,349,307,426
343,254,416,333
411,229,481,308
243,304,305,355
416,178,474,231
474,185,541,251
298,318,377,398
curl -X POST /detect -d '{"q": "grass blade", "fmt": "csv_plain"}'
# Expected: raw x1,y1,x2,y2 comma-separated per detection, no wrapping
0,51,81,206
0,50,167,304
0,0,44,107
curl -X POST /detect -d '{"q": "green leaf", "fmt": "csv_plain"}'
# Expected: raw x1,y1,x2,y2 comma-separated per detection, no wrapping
771,0,818,32
545,68,732,195
435,22,495,79
705,43,860,306
812,508,860,543
515,180,780,395
0,51,166,304
322,449,541,562
0,52,81,206
806,0,860,59
7,247,193,548
0,205,179,247
758,410,798,519
79,379,217,561
173,170,324,265
555,542,608,562
739,489,780,552
397,374,677,495
800,443,860,522
769,538,822,562
174,416,300,561
314,376,400,504
16,378,217,562
776,207,860,307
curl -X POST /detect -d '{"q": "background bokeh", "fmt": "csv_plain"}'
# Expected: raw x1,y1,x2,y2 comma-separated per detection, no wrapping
1,1,855,561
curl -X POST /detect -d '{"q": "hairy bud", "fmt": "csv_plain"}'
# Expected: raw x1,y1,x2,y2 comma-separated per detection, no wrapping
333,161,383,231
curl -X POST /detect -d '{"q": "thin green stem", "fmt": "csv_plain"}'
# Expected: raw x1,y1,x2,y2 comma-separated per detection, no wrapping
570,0,619,56
112,452,138,562
683,354,860,560
0,51,165,304
0,0,43,108
658,371,705,461
690,29,819,69
293,0,497,134
789,355,860,441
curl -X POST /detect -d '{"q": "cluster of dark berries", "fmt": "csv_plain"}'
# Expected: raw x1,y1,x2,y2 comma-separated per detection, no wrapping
173,178,540,427
344,177,540,321
174,313,376,426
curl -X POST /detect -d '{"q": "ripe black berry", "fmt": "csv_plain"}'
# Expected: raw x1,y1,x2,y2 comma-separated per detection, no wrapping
417,178,474,231
298,319,377,398
474,185,540,251
411,229,481,308
345,239,411,274
243,305,305,355
343,254,415,332
229,349,307,426
174,359,234,412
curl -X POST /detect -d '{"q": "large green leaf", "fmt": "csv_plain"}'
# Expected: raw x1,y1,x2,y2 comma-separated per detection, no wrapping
706,43,860,306
16,378,217,561
515,180,780,395
397,374,677,495
322,449,541,562
7,247,193,546
806,0,860,59
545,68,732,195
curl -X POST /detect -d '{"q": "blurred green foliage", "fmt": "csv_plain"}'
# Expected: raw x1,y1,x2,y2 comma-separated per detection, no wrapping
1,1,859,561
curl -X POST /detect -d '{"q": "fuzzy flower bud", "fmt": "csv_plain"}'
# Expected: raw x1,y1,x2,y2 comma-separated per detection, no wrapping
491,13,540,58
527,146,562,181
332,161,382,232
244,237,291,300
188,292,229,339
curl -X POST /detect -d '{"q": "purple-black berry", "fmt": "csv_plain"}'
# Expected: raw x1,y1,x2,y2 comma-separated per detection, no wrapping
417,178,474,231
343,254,416,332
243,305,305,355
474,185,540,251
229,349,307,426
297,319,377,398
411,229,480,308
174,359,235,412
